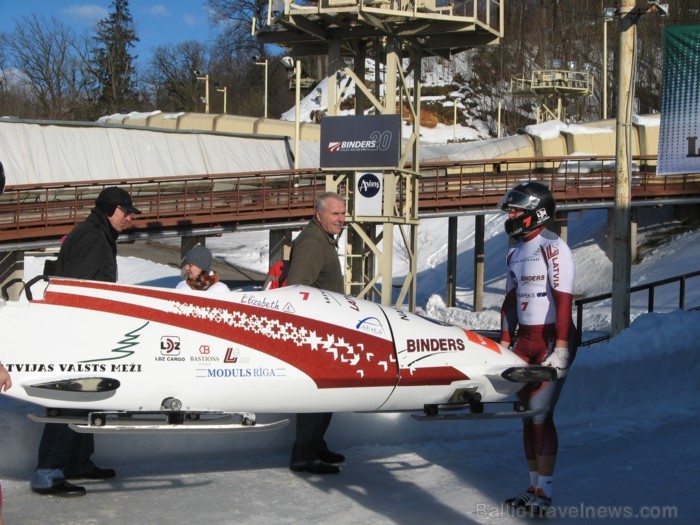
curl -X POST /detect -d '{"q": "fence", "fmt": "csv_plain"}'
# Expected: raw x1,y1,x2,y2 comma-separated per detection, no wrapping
575,269,700,346
2,154,699,245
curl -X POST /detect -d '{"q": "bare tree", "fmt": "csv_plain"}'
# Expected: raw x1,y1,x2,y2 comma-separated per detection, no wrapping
207,0,268,57
0,15,91,119
145,41,210,112
3,2,698,125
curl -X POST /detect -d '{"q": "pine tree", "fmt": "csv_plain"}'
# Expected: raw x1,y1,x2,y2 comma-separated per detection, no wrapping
91,0,139,114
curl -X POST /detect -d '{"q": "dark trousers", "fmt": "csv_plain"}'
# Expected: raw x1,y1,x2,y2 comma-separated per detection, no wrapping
291,412,333,464
36,409,95,475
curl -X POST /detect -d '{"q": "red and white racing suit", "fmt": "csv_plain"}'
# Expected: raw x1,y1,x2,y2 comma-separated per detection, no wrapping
500,227,576,439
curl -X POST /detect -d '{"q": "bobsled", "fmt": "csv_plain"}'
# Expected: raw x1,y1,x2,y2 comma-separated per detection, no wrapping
0,277,555,433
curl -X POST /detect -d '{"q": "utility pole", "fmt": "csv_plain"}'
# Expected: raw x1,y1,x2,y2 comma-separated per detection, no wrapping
195,71,210,114
611,0,636,336
254,58,269,118
215,84,227,114
295,59,301,170
603,8,616,119
603,16,608,119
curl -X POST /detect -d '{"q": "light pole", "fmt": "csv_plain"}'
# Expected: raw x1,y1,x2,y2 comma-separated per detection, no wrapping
295,58,301,170
281,56,301,170
602,7,616,119
449,93,462,142
497,99,502,138
254,56,269,119
194,70,210,114
215,83,228,114
453,100,457,141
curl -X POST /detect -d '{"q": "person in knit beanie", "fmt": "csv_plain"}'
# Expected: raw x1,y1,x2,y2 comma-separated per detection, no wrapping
176,245,229,293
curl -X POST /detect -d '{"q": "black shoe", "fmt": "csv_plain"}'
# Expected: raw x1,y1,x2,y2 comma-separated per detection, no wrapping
65,467,116,480
290,460,340,475
319,449,345,464
31,481,86,497
505,488,536,508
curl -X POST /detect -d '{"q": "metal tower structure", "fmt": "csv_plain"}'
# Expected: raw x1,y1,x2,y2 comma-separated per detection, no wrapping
258,0,504,309
510,65,595,123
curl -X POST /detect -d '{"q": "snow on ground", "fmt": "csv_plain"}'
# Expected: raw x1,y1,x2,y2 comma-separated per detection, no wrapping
1,204,699,524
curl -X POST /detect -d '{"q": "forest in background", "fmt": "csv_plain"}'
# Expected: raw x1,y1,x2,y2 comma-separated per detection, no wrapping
1,1,699,137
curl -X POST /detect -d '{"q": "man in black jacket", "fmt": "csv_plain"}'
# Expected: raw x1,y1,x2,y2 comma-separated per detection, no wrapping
30,187,141,497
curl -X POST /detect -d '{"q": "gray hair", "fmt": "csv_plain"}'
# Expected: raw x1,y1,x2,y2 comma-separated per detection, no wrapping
315,191,344,212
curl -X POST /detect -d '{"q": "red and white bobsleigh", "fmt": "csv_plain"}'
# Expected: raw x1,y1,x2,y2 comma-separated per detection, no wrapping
0,277,555,433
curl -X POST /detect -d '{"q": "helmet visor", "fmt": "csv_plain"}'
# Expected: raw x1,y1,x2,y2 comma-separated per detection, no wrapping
498,189,541,211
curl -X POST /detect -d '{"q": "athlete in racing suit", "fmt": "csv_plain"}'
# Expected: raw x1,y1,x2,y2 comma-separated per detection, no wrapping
498,182,576,515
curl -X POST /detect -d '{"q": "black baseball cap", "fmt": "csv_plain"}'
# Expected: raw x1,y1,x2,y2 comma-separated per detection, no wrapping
96,186,141,215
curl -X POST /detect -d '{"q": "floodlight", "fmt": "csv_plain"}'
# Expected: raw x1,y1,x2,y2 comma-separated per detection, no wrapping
648,2,669,16
603,7,616,20
280,56,295,71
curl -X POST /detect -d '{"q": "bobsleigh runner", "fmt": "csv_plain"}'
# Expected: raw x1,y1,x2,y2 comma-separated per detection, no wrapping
0,277,556,433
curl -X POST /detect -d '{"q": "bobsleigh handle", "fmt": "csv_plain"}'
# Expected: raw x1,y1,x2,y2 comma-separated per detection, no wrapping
1,275,48,302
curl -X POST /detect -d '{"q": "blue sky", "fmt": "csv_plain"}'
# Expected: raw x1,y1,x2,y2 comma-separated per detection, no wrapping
0,1,214,64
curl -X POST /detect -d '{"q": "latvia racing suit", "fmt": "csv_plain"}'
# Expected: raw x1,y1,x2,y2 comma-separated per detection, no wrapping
500,226,576,461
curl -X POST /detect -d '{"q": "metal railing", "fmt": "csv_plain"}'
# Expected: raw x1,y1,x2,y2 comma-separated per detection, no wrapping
414,154,700,213
0,154,699,245
0,168,326,243
575,269,700,347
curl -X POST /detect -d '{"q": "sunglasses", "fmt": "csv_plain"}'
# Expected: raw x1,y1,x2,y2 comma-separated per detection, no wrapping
117,206,136,217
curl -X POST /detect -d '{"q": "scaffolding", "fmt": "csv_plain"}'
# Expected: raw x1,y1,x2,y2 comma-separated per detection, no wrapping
511,68,595,123
258,0,504,309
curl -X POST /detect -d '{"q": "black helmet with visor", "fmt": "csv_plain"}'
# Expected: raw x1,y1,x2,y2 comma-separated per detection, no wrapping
498,181,555,239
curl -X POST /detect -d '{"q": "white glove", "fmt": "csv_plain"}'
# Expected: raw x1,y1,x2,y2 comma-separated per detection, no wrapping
542,347,569,379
